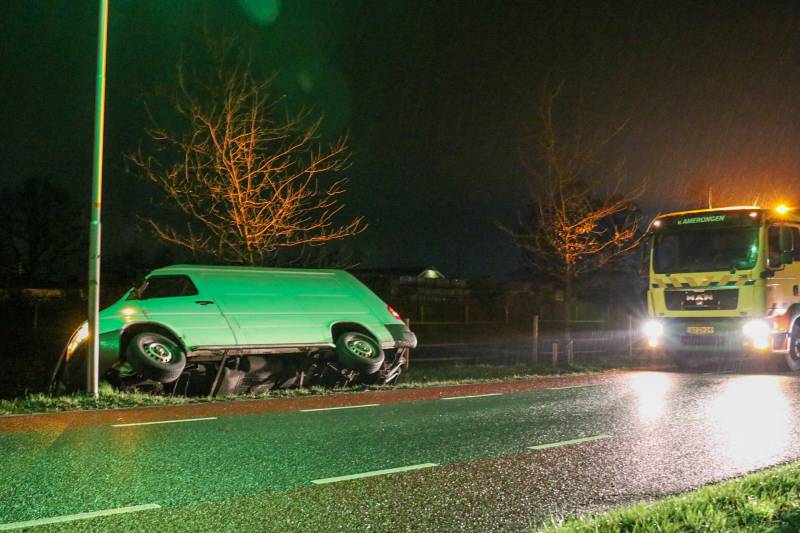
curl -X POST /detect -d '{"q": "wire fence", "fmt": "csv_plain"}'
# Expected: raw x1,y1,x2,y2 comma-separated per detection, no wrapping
405,316,651,367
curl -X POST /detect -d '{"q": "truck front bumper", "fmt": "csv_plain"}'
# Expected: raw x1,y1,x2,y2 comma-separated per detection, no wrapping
653,317,782,356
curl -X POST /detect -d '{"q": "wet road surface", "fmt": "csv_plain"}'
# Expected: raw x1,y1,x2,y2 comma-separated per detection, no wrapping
2,370,800,531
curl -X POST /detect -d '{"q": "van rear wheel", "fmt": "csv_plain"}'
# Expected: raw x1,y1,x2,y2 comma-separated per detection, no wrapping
335,332,384,374
125,332,186,383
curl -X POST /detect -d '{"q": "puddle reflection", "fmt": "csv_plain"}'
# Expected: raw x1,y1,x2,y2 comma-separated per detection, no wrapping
706,375,792,469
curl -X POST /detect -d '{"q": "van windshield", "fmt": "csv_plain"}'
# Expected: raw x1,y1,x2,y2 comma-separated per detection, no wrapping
653,226,759,273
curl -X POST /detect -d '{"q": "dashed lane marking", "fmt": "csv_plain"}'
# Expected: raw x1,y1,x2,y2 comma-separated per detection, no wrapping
672,418,704,426
528,434,611,450
112,417,217,428
0,504,161,531
312,463,439,484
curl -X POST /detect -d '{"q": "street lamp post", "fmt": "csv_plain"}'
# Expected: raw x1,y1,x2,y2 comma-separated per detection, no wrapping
87,0,109,398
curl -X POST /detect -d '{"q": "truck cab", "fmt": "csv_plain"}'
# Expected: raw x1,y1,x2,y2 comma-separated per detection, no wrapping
643,206,800,370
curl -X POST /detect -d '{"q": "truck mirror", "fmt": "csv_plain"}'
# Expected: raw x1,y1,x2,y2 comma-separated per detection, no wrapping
638,236,651,274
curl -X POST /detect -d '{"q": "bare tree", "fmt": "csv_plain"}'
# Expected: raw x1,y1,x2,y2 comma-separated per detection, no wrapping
127,39,365,266
503,85,644,356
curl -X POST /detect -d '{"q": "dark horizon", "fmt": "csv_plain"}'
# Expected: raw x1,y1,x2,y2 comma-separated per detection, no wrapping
3,1,800,280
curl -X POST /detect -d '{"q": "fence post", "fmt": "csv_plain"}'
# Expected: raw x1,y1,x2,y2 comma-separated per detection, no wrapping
531,315,539,366
627,314,633,359
552,342,558,368
404,318,412,369
567,339,573,366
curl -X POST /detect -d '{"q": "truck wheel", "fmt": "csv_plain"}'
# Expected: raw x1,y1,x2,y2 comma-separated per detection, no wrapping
786,326,800,372
335,332,384,374
125,332,186,383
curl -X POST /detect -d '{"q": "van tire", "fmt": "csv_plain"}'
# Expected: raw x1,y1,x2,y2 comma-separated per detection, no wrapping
335,332,384,374
786,326,800,372
125,332,186,383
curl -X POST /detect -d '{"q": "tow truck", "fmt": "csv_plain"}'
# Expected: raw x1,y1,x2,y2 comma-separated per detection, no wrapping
643,205,800,370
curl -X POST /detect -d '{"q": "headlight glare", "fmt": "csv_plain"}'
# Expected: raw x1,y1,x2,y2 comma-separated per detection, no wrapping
642,320,664,339
742,319,772,341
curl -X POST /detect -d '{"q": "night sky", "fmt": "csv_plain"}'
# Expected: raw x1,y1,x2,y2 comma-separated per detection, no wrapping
3,1,800,278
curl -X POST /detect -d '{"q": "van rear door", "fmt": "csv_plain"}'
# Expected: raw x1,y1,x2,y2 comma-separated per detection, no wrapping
136,275,237,348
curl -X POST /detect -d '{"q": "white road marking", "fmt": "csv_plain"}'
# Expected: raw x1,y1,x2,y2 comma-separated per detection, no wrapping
546,384,600,391
111,417,217,427
0,504,161,531
440,393,503,400
528,434,611,450
300,403,380,412
311,463,438,484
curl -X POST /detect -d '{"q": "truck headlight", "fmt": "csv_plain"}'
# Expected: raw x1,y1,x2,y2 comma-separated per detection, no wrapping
642,320,663,347
742,319,772,350
66,322,89,360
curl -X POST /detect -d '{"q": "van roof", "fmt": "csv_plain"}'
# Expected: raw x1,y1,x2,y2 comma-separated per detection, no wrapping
150,264,344,277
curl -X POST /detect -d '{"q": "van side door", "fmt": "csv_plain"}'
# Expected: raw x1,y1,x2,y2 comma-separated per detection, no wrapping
135,275,238,349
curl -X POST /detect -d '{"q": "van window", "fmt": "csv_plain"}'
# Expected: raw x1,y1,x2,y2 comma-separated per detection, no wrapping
140,275,198,299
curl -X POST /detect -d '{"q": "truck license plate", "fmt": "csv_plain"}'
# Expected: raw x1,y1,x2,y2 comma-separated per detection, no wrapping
687,326,715,334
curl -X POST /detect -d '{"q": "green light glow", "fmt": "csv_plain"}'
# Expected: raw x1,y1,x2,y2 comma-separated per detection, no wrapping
237,0,281,26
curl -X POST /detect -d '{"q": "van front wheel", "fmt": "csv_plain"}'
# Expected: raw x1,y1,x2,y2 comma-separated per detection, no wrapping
335,332,384,374
125,332,187,383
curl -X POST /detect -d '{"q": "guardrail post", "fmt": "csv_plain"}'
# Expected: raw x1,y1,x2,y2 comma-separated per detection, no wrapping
532,315,539,366
627,314,634,359
552,342,558,368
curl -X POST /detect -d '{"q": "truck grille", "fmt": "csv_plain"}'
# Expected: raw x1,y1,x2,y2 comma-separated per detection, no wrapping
664,289,738,311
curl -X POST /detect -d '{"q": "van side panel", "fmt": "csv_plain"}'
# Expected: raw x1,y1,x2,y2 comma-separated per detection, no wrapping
198,270,371,346
149,266,402,348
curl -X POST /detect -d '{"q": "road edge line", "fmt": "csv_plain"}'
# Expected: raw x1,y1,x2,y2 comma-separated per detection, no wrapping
111,417,217,428
441,393,503,401
300,403,381,412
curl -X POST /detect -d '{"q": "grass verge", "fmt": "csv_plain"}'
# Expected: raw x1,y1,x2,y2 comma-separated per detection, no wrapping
0,363,620,416
542,461,800,533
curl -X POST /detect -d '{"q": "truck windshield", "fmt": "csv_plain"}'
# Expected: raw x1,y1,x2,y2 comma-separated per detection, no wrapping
653,226,759,273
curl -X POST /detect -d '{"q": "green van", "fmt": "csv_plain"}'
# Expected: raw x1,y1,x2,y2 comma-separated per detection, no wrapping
51,265,417,395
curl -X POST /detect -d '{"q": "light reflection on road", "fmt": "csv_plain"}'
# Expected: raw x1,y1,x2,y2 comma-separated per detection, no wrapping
628,371,674,423
706,375,792,470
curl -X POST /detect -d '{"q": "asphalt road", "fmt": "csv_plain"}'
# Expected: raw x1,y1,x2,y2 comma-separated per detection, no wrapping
2,370,800,532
